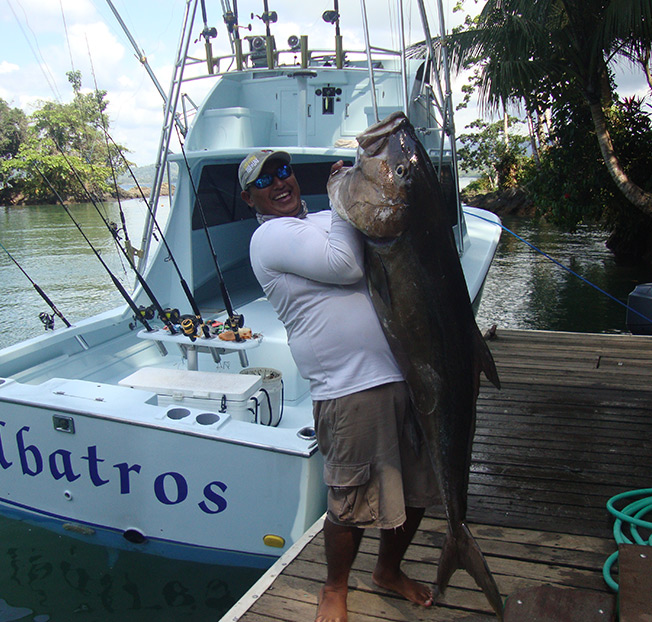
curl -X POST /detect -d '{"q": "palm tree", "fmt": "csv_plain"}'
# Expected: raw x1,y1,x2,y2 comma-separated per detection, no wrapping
449,0,652,216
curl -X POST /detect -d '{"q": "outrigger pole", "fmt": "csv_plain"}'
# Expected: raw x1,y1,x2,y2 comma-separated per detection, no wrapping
106,0,240,340
0,239,89,350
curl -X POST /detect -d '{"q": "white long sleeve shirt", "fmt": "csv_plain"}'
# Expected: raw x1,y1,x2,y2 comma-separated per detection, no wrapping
249,209,403,400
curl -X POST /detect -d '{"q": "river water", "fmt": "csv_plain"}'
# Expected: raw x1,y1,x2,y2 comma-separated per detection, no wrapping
0,199,650,620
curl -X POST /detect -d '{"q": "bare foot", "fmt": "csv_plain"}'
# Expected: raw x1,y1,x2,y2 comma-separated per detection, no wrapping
372,569,433,606
316,585,348,622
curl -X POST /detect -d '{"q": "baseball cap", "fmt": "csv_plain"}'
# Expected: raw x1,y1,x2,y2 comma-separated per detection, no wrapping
238,150,292,190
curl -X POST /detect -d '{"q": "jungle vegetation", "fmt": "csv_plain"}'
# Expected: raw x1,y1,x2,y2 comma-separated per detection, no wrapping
0,71,128,205
452,0,652,263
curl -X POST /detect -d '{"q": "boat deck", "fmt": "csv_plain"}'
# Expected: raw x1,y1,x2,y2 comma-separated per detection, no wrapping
224,328,652,621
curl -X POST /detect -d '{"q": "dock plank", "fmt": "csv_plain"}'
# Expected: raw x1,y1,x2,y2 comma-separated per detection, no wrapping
225,329,652,621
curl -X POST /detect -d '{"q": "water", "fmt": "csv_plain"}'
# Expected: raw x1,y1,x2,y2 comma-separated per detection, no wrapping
0,200,156,347
474,215,651,334
0,514,262,621
1,202,650,620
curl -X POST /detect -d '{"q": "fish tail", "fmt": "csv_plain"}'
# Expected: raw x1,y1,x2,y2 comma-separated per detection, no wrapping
434,523,504,620
475,329,501,390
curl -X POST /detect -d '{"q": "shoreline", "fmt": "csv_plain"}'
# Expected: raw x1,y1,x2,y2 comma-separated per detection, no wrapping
2,183,174,207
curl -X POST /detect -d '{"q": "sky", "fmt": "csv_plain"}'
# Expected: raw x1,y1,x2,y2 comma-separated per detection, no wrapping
1,0,649,167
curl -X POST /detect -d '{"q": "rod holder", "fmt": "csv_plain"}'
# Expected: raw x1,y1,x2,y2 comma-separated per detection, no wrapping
235,38,244,71
335,34,343,69
300,36,309,69
265,35,275,69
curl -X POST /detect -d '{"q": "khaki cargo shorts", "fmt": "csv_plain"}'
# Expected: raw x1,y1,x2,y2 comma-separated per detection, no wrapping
313,381,439,529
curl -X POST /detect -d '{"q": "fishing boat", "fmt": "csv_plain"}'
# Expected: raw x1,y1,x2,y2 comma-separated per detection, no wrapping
0,0,501,569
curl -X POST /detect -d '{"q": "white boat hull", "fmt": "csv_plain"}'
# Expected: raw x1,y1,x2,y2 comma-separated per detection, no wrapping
0,370,325,567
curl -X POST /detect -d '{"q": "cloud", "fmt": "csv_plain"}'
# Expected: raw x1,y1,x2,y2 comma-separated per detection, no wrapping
0,61,19,74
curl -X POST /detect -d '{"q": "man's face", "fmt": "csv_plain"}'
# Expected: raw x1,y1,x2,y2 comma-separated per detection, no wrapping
241,158,301,217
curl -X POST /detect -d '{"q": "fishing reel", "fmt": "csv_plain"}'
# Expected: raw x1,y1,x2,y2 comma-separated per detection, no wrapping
39,312,55,331
224,314,244,332
180,314,200,342
161,307,181,325
136,305,155,321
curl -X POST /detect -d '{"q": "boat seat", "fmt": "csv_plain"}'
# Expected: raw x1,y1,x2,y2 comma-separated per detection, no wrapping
119,367,262,402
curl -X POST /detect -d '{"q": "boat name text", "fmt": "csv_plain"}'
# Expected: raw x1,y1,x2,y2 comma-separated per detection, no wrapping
0,422,228,514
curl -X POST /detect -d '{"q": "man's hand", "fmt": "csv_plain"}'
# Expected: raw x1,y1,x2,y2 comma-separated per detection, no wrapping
330,160,345,176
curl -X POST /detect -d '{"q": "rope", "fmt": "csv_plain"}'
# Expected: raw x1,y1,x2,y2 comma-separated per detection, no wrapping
602,488,652,592
466,211,652,326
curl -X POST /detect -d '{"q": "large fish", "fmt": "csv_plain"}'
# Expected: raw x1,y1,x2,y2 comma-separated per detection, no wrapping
327,111,503,619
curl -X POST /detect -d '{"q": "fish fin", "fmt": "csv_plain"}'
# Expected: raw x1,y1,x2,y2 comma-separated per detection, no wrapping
434,523,504,620
474,329,501,390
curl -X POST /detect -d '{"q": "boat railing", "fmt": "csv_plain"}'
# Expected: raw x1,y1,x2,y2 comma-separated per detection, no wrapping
178,46,407,83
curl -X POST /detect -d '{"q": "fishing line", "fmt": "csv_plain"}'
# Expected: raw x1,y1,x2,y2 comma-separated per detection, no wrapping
101,131,214,339
52,144,181,336
59,0,76,74
466,211,652,326
7,0,62,101
86,38,134,260
33,163,159,339
80,36,212,342
175,126,244,339
0,239,89,349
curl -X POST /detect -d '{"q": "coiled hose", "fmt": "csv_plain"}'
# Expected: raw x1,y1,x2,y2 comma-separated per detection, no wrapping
603,488,652,592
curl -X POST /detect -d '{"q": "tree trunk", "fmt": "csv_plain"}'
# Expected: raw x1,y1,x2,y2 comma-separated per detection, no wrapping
640,48,652,91
503,109,509,145
525,109,540,165
588,100,652,218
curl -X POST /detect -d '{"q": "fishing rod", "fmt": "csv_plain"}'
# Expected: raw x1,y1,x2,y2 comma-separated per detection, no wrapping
85,57,207,340
175,128,244,341
222,0,246,70
199,0,218,74
101,129,213,341
33,164,165,346
52,145,181,337
260,0,276,69
0,239,89,350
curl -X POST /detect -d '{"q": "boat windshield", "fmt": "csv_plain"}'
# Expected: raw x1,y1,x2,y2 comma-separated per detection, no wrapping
191,160,353,230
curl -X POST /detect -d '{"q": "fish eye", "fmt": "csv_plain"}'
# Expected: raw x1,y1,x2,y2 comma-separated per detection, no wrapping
395,164,407,177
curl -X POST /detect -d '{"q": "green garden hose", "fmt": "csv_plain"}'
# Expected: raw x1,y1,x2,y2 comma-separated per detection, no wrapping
603,488,652,592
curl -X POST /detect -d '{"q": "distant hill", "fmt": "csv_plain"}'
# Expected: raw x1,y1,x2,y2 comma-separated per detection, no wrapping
117,163,178,189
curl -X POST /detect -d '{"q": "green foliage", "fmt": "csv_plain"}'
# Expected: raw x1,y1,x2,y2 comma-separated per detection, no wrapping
450,0,652,259
458,117,530,190
522,96,652,229
0,99,28,159
0,99,29,204
0,72,128,205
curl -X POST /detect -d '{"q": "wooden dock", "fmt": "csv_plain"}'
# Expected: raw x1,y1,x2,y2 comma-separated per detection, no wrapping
224,329,652,621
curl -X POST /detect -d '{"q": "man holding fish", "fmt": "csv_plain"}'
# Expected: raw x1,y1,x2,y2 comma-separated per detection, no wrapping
240,147,440,622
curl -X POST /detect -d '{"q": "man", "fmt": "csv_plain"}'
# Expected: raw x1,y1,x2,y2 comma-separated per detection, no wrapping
240,149,438,622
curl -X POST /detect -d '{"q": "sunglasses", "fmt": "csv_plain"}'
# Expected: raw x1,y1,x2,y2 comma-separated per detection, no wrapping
251,163,293,189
